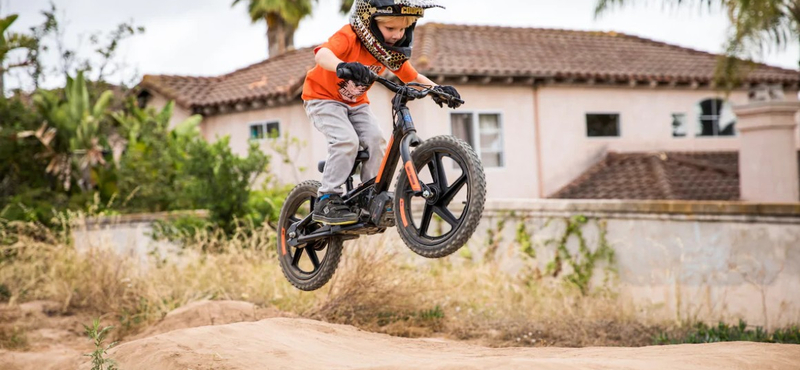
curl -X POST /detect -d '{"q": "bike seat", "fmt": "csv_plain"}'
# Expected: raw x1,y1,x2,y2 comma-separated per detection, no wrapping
318,150,370,173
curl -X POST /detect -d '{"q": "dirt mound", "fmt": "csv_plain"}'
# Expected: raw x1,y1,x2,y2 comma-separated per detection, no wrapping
132,300,285,339
108,317,800,370
3,301,798,370
0,300,286,370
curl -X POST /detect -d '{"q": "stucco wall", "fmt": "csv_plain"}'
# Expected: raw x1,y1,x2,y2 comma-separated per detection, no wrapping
463,199,800,328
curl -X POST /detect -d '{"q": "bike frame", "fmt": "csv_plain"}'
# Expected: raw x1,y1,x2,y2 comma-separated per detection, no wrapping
286,76,461,247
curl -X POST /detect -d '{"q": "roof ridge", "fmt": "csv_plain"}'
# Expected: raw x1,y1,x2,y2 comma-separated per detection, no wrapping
664,152,739,176
649,153,676,200
216,46,318,80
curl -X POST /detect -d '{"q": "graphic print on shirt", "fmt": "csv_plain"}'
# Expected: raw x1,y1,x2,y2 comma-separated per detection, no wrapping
337,64,383,103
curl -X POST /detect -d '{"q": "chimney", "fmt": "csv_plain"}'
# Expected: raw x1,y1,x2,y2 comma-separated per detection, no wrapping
733,84,800,202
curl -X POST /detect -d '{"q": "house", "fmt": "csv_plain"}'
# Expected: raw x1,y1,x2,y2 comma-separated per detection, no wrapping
138,23,800,200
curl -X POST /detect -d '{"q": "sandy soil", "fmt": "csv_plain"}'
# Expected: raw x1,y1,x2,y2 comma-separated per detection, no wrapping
2,300,798,370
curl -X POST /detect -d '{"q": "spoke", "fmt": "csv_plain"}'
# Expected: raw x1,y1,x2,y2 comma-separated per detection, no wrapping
291,247,303,267
427,153,448,188
434,206,459,227
306,247,320,270
418,203,434,237
440,174,467,207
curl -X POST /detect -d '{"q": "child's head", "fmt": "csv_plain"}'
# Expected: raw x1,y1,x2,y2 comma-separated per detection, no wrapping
349,0,445,71
374,16,419,46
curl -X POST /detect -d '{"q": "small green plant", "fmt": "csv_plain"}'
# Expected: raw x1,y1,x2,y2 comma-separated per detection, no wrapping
655,320,800,345
484,212,511,261
84,318,120,370
0,326,29,350
516,220,534,259
544,215,616,295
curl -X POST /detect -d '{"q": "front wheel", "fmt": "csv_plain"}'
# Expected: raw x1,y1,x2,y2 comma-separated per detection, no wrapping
394,135,486,258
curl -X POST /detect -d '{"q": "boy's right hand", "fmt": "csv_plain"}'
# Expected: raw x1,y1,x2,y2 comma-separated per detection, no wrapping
336,62,373,85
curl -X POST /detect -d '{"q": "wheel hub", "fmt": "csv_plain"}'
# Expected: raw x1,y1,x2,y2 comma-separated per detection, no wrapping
424,185,440,205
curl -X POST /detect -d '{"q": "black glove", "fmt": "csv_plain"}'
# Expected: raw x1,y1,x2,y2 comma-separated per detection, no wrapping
336,62,373,85
431,85,462,109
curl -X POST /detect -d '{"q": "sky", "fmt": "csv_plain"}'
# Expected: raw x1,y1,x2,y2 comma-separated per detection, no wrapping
2,0,799,91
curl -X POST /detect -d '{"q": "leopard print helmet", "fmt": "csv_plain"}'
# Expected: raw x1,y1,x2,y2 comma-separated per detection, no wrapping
349,0,444,71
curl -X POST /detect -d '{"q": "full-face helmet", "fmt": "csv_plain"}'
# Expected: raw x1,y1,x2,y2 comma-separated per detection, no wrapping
349,0,444,71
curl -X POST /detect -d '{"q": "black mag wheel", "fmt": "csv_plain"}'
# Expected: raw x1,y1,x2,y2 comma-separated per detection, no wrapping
277,180,343,291
394,135,486,258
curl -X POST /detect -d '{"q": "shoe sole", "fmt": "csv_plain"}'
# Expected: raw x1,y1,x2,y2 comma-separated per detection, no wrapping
312,215,358,226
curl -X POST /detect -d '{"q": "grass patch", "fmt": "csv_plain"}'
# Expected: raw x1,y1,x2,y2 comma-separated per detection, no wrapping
0,325,29,350
655,320,800,344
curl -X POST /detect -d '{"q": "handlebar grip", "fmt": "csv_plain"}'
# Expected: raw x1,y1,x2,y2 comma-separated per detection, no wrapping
336,66,379,84
336,66,353,80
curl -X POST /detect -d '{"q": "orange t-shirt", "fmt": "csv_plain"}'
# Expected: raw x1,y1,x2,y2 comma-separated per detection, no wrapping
302,25,419,106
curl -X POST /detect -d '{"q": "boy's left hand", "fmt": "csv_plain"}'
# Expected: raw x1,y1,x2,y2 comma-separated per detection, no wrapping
432,85,462,109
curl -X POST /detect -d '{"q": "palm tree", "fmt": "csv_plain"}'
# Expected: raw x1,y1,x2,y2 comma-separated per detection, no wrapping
596,0,800,85
232,0,317,58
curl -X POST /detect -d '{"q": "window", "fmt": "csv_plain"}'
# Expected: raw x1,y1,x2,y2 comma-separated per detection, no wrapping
250,124,264,140
695,99,736,136
672,113,687,137
450,112,505,168
249,121,280,140
586,114,620,137
265,122,280,138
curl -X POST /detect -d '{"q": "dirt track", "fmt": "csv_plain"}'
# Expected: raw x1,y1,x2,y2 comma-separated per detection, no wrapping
2,301,799,370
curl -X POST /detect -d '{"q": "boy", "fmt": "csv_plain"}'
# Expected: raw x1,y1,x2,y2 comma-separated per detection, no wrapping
302,0,461,225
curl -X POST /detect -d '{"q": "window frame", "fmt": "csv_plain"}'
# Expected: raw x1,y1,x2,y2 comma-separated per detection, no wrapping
449,110,506,169
248,120,281,141
585,112,621,138
695,98,737,138
672,112,688,138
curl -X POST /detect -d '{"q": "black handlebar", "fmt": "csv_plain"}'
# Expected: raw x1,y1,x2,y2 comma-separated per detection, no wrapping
336,67,465,106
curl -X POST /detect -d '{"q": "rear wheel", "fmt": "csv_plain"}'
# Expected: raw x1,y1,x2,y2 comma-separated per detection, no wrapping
394,135,486,258
278,180,343,291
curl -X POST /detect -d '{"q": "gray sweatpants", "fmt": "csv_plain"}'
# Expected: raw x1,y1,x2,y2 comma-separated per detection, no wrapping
304,100,387,195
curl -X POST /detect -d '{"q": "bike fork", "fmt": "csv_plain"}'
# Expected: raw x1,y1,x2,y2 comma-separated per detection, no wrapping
399,132,432,199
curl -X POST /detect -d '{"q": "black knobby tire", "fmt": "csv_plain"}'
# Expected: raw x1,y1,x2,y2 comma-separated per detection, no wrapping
394,135,486,258
277,180,344,291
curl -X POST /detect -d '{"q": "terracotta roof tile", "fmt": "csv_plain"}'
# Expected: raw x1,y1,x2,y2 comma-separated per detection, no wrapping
410,24,799,83
140,23,800,110
550,151,800,200
140,46,317,110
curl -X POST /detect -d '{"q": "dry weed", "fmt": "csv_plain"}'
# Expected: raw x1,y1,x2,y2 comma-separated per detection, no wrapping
1,218,666,347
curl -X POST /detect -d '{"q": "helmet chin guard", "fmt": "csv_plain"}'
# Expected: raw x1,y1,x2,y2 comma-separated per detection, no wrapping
349,0,444,71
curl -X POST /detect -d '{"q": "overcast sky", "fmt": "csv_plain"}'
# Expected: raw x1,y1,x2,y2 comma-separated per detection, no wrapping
3,0,799,91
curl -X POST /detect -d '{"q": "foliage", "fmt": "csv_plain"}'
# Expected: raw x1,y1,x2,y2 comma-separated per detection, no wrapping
83,318,119,370
544,215,616,295
232,0,317,56
2,2,144,95
0,13,41,94
112,100,202,213
183,138,270,233
26,71,116,192
655,320,800,344
0,96,57,222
